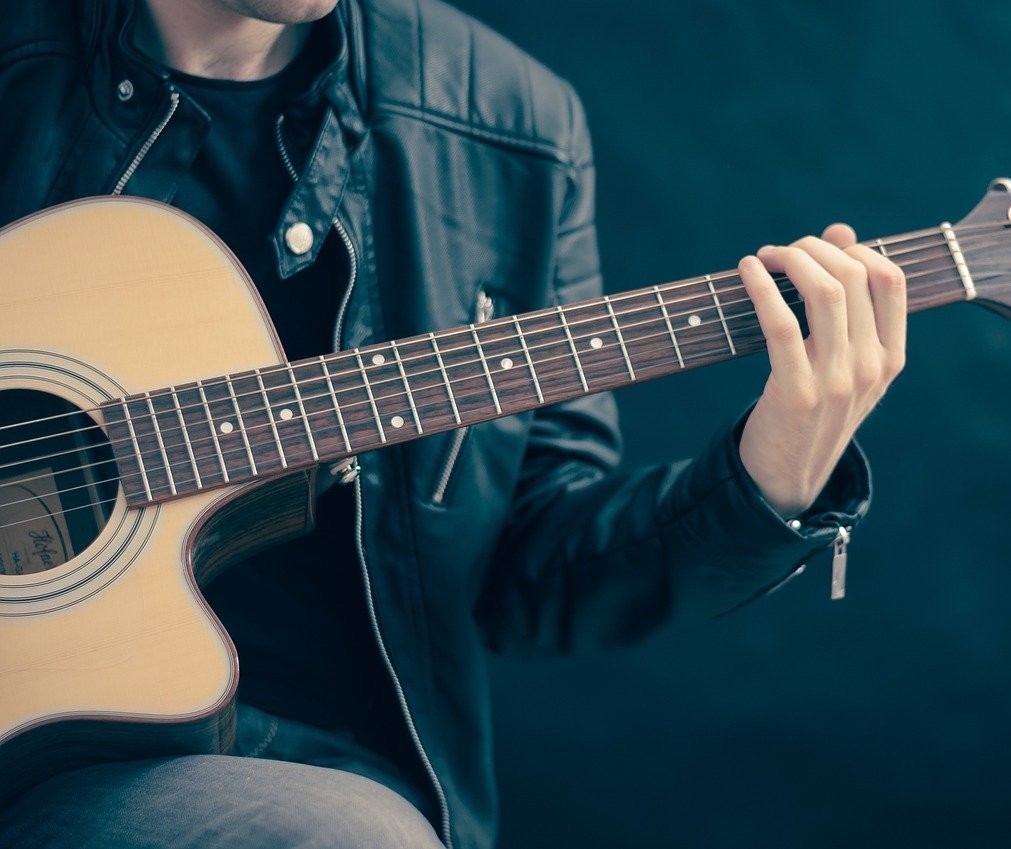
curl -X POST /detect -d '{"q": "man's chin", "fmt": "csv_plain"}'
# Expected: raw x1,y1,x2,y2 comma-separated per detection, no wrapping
220,0,341,25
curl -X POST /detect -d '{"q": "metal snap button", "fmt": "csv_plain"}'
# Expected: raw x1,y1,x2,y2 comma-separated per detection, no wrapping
284,222,314,255
117,80,134,102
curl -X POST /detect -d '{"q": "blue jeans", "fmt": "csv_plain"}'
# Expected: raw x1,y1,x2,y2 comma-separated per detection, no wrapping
0,706,443,849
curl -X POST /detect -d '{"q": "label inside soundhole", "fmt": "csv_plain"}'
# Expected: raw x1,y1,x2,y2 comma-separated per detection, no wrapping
0,389,118,574
0,468,73,574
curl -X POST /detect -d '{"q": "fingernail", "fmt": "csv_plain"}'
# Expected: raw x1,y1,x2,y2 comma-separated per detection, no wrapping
757,244,777,255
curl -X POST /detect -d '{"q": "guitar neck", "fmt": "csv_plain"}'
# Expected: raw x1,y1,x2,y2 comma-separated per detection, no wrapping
103,223,972,506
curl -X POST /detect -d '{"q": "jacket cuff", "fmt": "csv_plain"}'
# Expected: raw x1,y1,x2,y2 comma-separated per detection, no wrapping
655,412,872,616
729,409,872,534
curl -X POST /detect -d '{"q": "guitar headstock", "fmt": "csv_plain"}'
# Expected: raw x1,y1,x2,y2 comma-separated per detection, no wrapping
955,178,1011,319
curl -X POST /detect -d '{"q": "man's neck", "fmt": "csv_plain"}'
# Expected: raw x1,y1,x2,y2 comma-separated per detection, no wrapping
135,0,311,80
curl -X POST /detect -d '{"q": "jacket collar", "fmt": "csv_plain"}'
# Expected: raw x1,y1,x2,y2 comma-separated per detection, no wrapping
80,0,370,278
85,0,367,145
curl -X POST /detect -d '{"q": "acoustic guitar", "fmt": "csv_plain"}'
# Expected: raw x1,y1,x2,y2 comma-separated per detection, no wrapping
1,181,1009,806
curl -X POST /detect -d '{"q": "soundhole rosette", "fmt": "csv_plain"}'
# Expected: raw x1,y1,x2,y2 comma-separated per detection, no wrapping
0,351,156,615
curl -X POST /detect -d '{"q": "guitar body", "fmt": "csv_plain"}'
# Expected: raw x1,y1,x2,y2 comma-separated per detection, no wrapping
0,198,313,806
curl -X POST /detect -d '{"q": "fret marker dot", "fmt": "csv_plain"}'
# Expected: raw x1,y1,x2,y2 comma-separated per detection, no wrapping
500,357,514,370
688,315,702,327
589,337,603,350
391,415,405,428
372,353,386,366
279,408,294,421
219,421,234,435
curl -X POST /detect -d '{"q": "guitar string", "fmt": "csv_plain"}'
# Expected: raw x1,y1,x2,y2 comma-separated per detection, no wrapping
0,246,970,477
0,222,998,457
0,225,982,458
0,222,988,440
0,219,998,481
0,268,982,519
0,260,994,525
0,249,988,492
0,280,966,529
0,247,989,502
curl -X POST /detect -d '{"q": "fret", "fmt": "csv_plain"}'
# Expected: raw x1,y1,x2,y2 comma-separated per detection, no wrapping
120,399,154,500
594,290,677,382
653,285,685,368
940,221,977,300
170,387,203,489
254,366,318,466
224,376,258,476
875,238,889,257
875,230,963,315
123,394,181,499
508,309,582,402
428,327,504,422
196,379,230,483
512,316,544,403
555,306,589,393
143,392,176,497
469,324,502,414
428,333,461,424
344,341,455,439
253,369,288,468
140,388,200,494
719,278,768,357
661,284,730,369
396,337,460,430
170,384,227,489
389,340,423,434
706,275,737,356
460,322,536,412
354,349,387,444
221,371,286,475
603,295,636,380
318,356,353,451
314,352,383,451
286,365,319,462
555,298,636,390
288,360,352,459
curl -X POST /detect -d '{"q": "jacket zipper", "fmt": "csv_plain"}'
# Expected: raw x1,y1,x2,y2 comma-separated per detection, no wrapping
274,114,297,178
830,525,850,600
431,290,494,504
112,90,180,196
337,223,454,849
351,477,453,847
276,116,454,848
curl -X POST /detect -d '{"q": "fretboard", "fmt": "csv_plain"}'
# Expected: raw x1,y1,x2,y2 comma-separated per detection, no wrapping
102,224,972,506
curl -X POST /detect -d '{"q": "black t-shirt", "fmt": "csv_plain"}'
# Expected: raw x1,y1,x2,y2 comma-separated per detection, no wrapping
166,51,426,800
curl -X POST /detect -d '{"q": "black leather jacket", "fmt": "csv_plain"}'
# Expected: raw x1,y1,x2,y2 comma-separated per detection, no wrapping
0,1,870,847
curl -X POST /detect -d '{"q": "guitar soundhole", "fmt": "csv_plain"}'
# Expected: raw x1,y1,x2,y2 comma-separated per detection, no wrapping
0,389,119,575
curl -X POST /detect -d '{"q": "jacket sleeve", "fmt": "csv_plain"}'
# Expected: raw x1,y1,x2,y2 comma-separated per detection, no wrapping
474,82,871,655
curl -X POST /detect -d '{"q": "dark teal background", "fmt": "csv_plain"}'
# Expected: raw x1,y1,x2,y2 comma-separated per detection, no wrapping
450,1,1011,846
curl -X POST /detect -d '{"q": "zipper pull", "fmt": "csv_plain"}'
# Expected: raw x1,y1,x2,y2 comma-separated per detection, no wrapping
830,526,851,600
475,290,495,323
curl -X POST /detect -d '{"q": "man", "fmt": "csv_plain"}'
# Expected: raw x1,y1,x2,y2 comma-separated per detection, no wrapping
0,0,904,847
